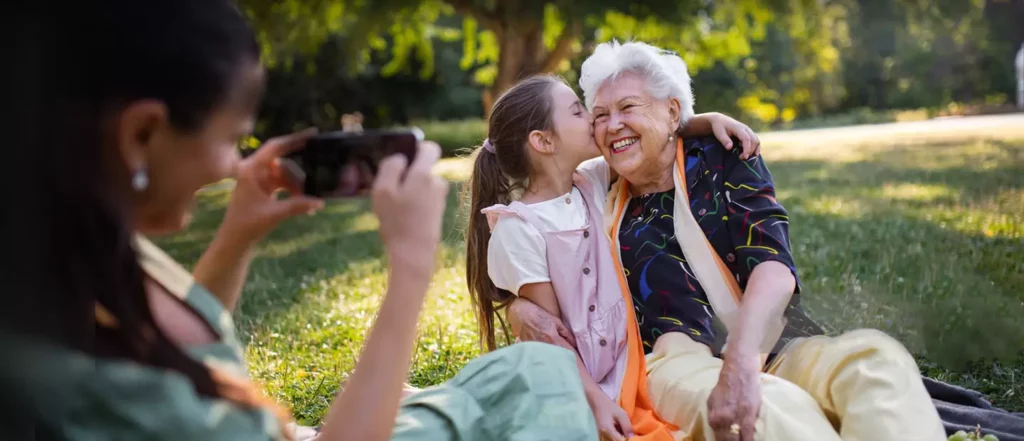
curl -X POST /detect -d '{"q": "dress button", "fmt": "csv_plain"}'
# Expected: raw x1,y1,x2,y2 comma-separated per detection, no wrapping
565,197,572,204
589,305,596,312
599,339,607,347
583,230,590,238
583,267,591,275
726,253,736,263
698,208,707,216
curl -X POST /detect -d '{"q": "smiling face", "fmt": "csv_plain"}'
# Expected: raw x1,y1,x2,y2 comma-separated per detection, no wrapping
117,62,265,235
591,71,681,182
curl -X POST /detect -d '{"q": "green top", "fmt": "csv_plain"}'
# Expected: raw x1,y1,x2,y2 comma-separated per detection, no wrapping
2,236,285,441
3,236,600,441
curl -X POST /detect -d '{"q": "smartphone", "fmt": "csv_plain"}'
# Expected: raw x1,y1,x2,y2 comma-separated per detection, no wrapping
281,127,422,198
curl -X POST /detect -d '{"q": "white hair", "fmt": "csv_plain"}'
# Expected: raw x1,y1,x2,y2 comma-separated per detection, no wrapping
579,40,695,127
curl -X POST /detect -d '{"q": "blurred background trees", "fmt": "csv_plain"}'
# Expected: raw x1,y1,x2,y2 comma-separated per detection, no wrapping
237,0,1024,154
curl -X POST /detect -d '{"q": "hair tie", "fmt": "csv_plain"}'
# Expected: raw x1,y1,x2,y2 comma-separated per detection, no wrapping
482,138,496,154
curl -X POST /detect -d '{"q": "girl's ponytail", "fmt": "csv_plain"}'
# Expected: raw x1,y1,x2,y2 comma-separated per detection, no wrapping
464,147,516,351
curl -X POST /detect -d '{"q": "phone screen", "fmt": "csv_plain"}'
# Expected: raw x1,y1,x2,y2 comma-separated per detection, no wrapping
281,128,422,198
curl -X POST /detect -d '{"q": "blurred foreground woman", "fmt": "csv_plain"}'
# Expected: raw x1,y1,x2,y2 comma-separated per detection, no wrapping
0,1,598,440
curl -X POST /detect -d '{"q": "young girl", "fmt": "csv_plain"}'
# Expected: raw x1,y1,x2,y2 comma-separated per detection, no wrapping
465,75,760,441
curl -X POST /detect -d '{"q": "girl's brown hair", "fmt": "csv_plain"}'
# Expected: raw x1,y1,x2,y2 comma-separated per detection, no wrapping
464,75,562,351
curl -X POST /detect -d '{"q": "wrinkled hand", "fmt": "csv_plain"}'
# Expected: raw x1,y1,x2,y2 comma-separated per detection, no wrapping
707,360,762,441
221,128,325,246
709,114,762,161
589,390,634,441
507,298,578,351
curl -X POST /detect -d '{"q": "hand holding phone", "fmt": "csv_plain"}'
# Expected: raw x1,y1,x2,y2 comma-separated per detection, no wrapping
222,128,326,245
371,140,448,274
280,127,423,199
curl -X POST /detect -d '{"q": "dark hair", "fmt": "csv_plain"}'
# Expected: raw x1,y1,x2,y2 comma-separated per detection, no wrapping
8,0,289,434
465,75,561,351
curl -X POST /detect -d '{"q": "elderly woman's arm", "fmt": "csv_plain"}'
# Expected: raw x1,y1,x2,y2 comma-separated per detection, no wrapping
506,297,579,352
722,152,800,356
724,262,795,365
706,152,800,440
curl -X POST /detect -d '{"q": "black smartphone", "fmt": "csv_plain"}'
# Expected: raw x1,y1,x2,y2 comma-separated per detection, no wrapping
281,127,422,198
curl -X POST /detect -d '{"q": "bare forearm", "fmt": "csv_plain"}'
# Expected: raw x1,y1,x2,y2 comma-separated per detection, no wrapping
575,351,610,406
192,229,255,311
681,112,721,137
319,269,431,441
723,261,795,368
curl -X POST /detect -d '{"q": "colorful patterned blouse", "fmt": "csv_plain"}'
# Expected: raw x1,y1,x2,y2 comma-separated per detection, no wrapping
618,135,822,354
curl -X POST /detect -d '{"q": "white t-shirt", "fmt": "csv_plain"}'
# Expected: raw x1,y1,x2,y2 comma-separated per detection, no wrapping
487,158,611,295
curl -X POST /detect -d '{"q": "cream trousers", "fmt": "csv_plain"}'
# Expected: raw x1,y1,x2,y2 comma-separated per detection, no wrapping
645,330,946,441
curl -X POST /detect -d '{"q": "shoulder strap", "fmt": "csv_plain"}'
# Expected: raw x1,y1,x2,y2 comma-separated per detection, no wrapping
571,171,594,195
479,201,545,232
132,234,236,339
572,172,601,228
134,234,193,301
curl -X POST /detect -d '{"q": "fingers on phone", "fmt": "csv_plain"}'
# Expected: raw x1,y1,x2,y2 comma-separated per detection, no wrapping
373,154,409,194
410,141,441,172
258,127,319,160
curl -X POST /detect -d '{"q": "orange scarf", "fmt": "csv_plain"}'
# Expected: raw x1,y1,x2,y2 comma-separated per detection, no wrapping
604,144,687,441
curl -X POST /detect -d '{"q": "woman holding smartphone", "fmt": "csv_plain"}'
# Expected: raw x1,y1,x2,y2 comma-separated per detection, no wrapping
2,1,597,440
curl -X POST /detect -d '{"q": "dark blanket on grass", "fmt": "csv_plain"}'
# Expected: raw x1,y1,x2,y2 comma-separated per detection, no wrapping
924,377,1024,440
763,311,1024,439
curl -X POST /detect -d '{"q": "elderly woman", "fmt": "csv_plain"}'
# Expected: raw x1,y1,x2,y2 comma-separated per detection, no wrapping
508,41,946,441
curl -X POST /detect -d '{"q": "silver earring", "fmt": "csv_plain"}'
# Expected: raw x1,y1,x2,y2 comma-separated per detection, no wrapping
668,134,675,143
131,169,149,192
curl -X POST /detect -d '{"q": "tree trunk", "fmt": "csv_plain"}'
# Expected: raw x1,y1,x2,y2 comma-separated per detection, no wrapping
480,20,581,120
481,23,542,119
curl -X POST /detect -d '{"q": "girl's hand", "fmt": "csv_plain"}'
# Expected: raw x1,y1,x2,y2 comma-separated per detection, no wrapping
221,128,325,247
708,113,761,160
588,389,634,441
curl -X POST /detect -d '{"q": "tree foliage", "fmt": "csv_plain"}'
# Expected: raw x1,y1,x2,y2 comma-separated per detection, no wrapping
239,0,1023,131
239,0,825,115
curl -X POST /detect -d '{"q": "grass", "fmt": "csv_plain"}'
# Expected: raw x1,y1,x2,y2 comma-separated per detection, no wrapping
414,118,487,157
154,133,1024,424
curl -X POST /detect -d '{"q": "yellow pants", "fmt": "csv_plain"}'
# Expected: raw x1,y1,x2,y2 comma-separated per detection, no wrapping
644,330,946,441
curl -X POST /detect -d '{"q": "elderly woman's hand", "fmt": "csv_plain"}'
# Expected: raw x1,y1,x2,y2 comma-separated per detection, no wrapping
507,298,579,352
706,354,763,441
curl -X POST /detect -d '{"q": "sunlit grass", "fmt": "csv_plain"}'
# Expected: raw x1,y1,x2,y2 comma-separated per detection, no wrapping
156,135,1024,423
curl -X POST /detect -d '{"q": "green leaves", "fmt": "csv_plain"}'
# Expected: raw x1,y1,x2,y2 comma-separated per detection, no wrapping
240,0,808,85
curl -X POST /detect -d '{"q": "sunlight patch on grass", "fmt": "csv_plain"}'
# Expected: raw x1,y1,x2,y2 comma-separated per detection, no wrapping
258,230,340,259
793,195,873,218
877,182,956,203
343,211,381,233
434,157,474,182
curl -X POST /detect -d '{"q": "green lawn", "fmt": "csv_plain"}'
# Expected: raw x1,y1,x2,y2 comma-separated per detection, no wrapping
154,136,1024,424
